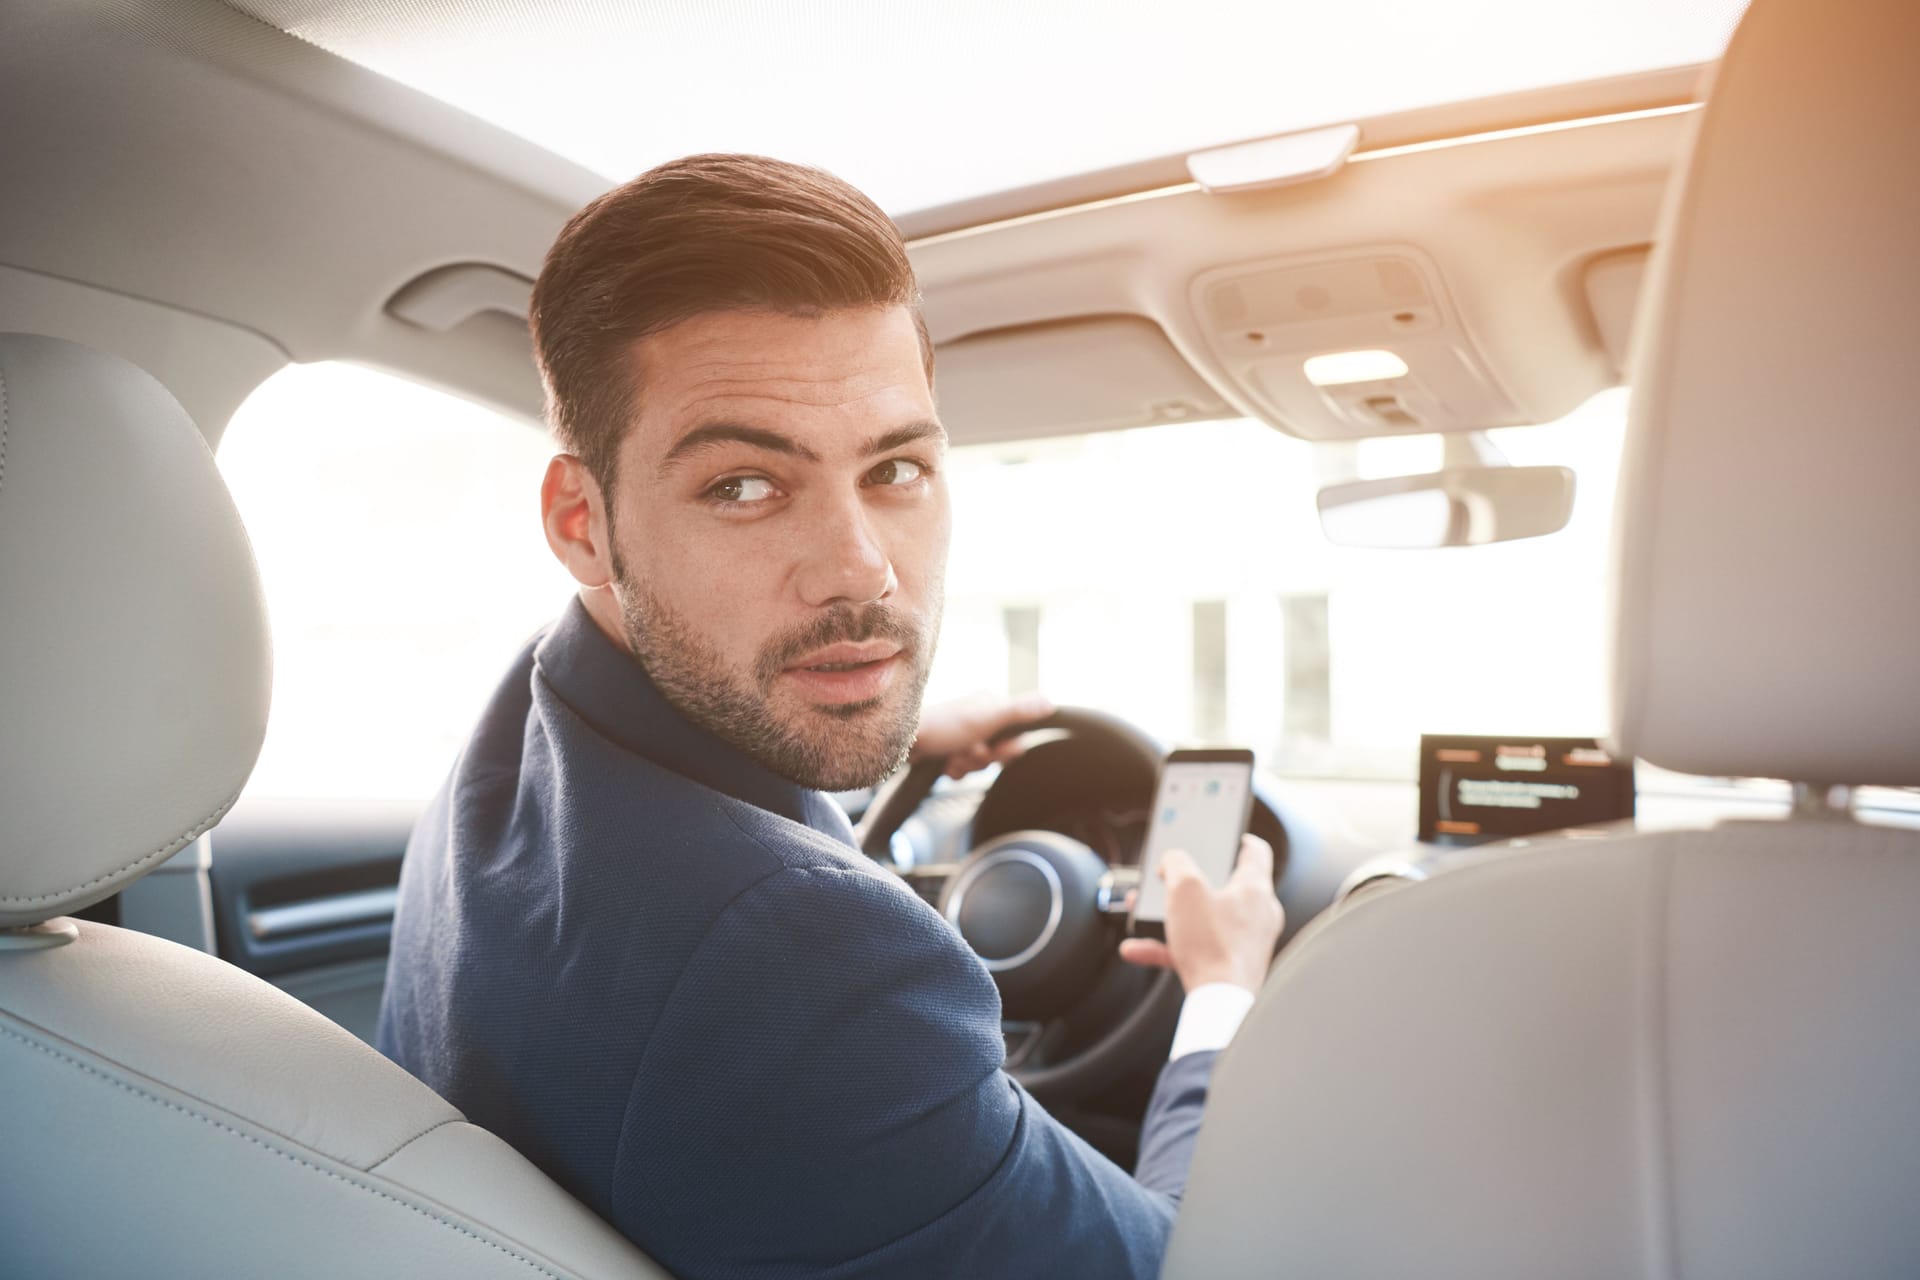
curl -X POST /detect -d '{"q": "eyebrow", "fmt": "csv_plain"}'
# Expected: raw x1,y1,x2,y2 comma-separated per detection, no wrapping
659,418,947,475
865,420,948,456
660,422,820,473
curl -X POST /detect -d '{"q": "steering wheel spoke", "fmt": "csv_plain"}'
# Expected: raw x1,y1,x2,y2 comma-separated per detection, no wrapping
1095,865,1141,917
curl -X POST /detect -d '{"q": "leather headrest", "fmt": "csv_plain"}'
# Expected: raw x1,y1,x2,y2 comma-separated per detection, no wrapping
0,335,270,927
1609,0,1920,787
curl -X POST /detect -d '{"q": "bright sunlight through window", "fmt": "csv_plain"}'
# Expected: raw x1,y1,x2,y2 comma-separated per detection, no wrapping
219,362,575,800
221,362,1628,801
931,389,1630,779
233,0,1748,212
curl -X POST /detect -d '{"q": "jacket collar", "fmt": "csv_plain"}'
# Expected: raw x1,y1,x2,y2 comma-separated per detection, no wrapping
534,596,845,836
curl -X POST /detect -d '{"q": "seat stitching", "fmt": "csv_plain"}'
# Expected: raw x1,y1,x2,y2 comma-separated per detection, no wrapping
0,354,10,498
0,1022,567,1279
0,787,240,905
367,1114,466,1171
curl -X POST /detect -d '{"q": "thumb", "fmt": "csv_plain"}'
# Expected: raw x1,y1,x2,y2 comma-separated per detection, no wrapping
970,690,1052,738
1229,834,1275,888
1008,690,1055,722
1118,937,1172,969
1159,847,1197,884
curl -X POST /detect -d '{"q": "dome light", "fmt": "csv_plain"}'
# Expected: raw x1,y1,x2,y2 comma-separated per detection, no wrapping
1304,350,1410,387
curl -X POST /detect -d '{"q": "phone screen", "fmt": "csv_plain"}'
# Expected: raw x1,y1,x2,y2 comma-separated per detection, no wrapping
1133,753,1254,926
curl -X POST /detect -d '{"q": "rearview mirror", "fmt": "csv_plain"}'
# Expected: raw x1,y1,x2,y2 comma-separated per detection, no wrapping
1316,464,1575,549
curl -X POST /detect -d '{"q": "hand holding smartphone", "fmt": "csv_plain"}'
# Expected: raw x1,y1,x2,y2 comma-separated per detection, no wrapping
1128,748,1256,941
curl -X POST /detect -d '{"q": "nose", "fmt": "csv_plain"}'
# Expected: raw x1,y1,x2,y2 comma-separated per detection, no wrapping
794,489,896,608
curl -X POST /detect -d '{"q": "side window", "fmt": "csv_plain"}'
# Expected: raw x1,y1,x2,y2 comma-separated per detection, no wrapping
217,362,576,801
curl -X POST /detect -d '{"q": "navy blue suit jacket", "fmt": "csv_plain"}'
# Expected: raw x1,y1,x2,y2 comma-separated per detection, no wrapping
377,599,1216,1278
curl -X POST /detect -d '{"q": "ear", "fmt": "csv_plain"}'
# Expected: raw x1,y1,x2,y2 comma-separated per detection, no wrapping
541,454,615,589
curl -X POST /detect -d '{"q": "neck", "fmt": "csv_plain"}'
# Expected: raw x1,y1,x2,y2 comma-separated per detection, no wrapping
577,585,631,655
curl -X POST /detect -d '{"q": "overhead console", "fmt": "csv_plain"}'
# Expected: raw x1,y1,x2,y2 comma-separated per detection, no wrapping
912,92,1693,449
1190,247,1526,440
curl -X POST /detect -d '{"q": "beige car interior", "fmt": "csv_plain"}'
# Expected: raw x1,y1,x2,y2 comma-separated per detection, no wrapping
0,0,1705,450
0,0,1913,1273
1166,1,1920,1275
0,335,671,1276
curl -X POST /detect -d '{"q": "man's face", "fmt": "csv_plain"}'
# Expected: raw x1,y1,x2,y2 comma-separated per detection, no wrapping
603,305,949,792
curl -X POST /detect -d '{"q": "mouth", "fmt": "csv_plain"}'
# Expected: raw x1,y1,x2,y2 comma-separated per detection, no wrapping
780,642,905,704
787,641,902,672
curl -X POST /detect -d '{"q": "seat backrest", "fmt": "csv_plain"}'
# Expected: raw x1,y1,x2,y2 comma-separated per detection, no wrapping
0,334,667,1278
1172,818,1920,1279
1165,0,1920,1275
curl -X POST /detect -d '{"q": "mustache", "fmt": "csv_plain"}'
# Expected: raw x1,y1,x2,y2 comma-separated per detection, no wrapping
755,603,922,685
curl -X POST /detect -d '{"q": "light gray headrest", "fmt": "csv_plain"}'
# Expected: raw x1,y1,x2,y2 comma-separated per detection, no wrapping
1609,0,1920,788
0,335,270,927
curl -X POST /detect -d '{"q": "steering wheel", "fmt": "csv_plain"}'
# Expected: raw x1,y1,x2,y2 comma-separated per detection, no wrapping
858,708,1183,1104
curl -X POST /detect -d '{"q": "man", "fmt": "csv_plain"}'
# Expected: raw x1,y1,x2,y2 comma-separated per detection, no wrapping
377,153,1282,1278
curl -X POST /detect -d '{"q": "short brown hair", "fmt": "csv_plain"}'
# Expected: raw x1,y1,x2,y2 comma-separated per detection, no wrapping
529,153,931,494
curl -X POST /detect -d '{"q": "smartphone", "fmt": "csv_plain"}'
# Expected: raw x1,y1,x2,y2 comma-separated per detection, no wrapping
1129,748,1256,940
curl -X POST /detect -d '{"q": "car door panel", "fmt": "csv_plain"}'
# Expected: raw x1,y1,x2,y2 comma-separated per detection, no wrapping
207,802,416,1043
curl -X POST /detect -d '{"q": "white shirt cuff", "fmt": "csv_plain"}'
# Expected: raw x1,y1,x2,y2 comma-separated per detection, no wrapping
1168,981,1257,1061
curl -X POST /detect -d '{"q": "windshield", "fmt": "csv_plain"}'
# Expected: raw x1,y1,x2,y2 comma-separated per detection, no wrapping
925,388,1629,780
219,363,1624,800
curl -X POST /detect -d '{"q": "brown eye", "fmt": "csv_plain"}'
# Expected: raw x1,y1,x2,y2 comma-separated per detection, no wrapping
868,459,927,487
707,476,777,504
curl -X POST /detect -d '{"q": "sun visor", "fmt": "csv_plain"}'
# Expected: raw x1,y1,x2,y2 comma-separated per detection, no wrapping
1582,247,1650,380
934,316,1232,446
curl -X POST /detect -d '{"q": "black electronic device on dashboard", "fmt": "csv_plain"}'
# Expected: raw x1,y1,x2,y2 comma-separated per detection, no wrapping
1418,734,1634,847
1129,747,1256,941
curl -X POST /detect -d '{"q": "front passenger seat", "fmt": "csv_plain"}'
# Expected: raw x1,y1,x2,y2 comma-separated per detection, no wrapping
0,333,669,1278
1164,0,1920,1275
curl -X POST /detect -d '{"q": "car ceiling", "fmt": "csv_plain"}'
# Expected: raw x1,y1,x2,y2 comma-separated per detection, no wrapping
220,0,1744,215
0,0,1705,447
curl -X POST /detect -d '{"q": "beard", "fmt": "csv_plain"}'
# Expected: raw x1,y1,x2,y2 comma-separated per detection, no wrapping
612,568,937,793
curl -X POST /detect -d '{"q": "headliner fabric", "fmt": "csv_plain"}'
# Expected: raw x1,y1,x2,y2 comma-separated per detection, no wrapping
221,0,1746,212
1607,0,1920,785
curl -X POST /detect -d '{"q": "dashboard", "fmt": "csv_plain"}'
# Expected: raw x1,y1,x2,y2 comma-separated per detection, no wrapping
859,721,1913,960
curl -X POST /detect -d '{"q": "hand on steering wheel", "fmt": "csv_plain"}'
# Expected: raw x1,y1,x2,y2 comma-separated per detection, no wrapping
910,691,1056,780
859,706,1190,1104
